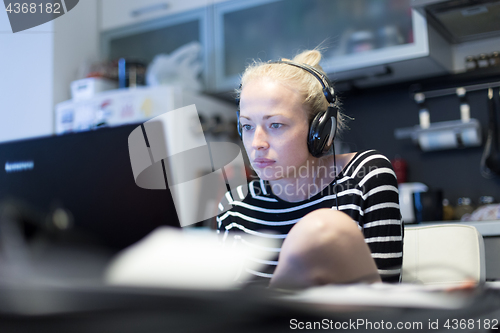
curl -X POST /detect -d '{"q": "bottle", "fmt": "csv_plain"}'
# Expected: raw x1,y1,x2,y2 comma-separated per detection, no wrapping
442,199,454,221
390,157,407,184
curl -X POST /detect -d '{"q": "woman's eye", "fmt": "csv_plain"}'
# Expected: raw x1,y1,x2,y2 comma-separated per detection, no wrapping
242,124,252,131
270,123,282,129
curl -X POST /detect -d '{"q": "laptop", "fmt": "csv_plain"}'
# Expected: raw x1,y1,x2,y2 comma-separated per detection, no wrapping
0,124,180,251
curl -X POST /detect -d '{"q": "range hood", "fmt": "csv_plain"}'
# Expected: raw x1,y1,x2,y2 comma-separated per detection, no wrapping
412,0,500,43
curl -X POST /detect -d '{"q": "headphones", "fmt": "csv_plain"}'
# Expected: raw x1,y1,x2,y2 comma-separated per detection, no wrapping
237,59,338,158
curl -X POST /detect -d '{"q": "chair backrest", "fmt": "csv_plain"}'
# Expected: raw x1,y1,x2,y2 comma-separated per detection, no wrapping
402,224,486,285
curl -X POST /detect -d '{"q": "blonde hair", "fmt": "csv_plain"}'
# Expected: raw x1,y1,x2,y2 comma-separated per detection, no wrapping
237,49,348,135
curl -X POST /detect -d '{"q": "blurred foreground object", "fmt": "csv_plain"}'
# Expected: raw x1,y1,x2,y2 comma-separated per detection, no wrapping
0,200,113,285
106,227,278,290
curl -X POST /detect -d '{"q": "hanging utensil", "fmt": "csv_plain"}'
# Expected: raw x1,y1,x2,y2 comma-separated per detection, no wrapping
481,88,500,178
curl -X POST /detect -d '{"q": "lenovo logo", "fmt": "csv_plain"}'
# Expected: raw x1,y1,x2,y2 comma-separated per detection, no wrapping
5,161,34,173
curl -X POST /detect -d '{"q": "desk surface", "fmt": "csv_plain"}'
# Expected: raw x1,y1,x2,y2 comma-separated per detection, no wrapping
1,283,500,333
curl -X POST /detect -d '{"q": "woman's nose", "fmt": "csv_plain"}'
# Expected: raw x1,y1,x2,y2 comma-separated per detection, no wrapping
251,126,269,150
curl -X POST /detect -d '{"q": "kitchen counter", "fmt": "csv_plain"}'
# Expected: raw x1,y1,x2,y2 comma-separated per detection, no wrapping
406,220,500,237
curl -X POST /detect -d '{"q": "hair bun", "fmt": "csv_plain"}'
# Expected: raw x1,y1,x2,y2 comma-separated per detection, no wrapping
292,50,322,68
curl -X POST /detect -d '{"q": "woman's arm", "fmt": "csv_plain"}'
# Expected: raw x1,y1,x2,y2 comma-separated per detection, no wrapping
357,156,404,282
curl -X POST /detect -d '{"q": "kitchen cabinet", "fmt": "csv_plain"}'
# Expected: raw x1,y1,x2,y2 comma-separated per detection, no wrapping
101,9,205,63
101,7,210,87
100,0,454,94
213,0,452,91
100,0,210,31
100,0,232,31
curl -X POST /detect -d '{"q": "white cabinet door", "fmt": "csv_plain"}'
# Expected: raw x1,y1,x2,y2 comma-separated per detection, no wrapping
101,0,211,31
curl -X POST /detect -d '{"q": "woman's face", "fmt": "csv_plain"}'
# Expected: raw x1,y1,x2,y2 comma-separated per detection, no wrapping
239,77,311,181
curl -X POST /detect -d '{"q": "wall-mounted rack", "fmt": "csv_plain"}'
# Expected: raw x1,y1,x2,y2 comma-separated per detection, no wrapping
394,81,500,152
412,80,500,99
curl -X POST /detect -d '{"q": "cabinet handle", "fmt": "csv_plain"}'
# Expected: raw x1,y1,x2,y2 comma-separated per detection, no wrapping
130,3,170,18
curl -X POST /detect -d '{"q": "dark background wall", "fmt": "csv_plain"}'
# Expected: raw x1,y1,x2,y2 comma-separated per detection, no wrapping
338,75,500,206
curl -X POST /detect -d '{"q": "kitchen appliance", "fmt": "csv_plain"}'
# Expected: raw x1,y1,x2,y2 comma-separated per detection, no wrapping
413,190,444,222
412,0,500,43
399,182,429,224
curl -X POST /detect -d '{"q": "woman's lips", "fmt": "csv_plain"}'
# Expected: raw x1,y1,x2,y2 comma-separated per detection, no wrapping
253,158,275,168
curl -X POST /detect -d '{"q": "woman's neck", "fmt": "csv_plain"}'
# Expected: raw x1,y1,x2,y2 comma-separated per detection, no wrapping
268,152,357,202
267,154,331,202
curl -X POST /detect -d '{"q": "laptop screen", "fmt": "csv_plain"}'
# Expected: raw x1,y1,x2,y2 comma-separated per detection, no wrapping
0,124,180,250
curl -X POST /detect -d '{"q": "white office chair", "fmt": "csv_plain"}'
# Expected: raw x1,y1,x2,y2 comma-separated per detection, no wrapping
402,224,486,286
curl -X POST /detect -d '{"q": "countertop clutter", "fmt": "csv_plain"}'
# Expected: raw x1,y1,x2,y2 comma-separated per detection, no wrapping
396,176,499,226
55,85,236,135
403,192,500,229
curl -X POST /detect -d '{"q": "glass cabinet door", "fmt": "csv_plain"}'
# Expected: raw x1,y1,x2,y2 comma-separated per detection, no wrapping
107,20,200,64
101,8,209,88
214,0,427,91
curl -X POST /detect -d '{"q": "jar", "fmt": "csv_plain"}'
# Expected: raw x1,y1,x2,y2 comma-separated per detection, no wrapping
477,54,490,68
489,51,499,67
454,197,474,220
479,196,495,205
465,55,477,71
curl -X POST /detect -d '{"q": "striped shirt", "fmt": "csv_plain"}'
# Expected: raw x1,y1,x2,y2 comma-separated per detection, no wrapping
216,150,403,284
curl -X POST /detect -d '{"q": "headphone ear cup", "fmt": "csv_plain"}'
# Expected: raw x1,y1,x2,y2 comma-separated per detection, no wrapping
330,107,338,142
308,111,327,157
236,111,242,139
308,107,337,157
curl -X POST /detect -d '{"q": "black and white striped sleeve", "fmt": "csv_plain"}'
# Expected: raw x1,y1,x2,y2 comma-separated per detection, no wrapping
356,153,403,282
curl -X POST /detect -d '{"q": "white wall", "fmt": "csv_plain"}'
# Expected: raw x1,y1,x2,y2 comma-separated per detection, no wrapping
0,10,54,143
0,0,99,143
53,0,99,107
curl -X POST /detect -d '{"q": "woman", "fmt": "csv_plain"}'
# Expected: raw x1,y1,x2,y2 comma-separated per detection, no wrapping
216,49,403,289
